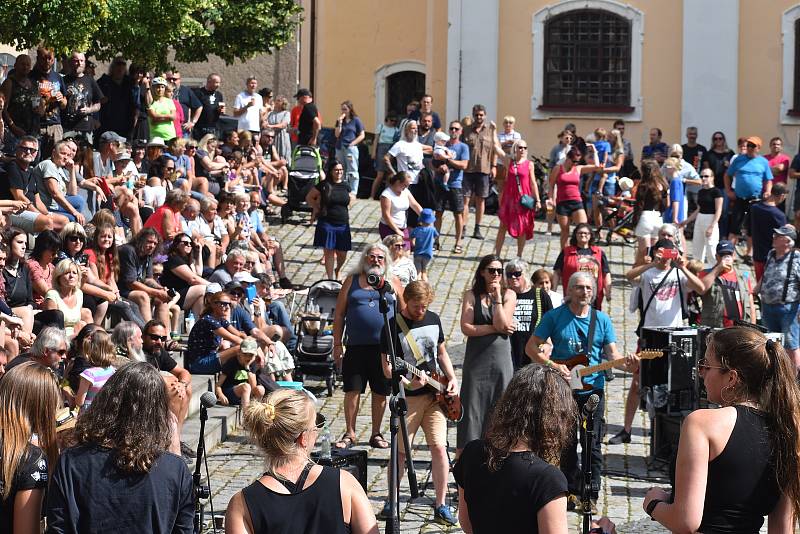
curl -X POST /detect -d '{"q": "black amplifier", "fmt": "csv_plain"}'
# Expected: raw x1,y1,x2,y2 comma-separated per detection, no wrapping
312,448,368,491
640,327,703,413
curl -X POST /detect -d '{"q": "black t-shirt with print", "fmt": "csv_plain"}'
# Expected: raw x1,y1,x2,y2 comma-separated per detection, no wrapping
0,443,49,532
63,74,103,132
380,310,444,397
510,287,553,369
193,88,224,129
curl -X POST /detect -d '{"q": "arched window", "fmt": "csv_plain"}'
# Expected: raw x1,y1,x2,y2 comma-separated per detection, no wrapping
542,9,632,110
386,71,425,116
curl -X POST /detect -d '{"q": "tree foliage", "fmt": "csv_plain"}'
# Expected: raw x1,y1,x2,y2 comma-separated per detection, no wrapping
0,0,303,69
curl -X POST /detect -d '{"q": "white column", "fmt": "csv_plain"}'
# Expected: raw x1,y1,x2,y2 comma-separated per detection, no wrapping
446,0,499,122
681,0,739,142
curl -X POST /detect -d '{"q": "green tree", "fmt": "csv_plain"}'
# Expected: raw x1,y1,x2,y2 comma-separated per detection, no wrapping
0,0,302,69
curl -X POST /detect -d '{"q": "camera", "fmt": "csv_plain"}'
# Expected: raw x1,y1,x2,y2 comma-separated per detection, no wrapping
167,288,177,299
661,248,679,260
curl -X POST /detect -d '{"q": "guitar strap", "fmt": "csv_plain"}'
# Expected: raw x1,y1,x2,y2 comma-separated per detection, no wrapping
586,308,597,355
395,313,426,366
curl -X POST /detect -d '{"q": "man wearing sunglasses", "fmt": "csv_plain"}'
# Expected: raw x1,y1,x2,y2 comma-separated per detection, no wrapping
5,326,67,372
724,135,773,261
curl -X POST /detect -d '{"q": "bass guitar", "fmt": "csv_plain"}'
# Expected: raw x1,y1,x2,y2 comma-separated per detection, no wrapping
395,357,463,422
561,350,664,391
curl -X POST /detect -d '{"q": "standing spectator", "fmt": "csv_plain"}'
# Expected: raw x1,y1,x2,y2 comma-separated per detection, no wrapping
612,118,635,177
46,363,194,533
129,65,151,141
433,120,469,253
457,255,516,453
497,116,521,163
147,76,177,142
681,126,706,171
233,76,264,139
641,127,669,164
532,268,563,308
547,129,574,169
666,145,700,217
294,88,320,147
494,139,541,258
553,223,612,311
193,73,225,139
756,224,800,368
407,94,441,131
725,136,772,262
662,157,687,229
370,112,399,199
378,172,422,245
696,241,755,328
384,120,430,229
266,96,292,163
751,183,788,281
702,131,735,191
0,362,60,533
681,168,724,267
1,54,44,152
409,208,438,282
165,70,202,138
62,51,103,141
117,228,171,325
462,105,497,240
306,160,353,280
634,160,669,264
547,145,603,249
765,136,790,186
332,243,405,450
30,46,66,158
416,112,436,161
334,100,365,195
505,259,553,370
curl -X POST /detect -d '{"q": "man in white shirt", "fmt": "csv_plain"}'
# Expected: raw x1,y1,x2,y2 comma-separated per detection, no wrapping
233,77,264,139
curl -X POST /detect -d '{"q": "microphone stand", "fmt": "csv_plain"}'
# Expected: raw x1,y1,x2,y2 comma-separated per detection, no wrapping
581,394,599,534
193,394,215,534
377,283,418,534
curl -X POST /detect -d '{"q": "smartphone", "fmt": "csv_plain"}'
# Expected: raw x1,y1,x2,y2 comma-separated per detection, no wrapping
244,284,257,303
661,248,679,260
77,254,89,266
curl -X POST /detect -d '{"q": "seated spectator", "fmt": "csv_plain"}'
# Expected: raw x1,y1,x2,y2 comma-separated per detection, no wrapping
27,230,62,309
184,288,244,374
58,223,112,326
43,259,92,339
143,188,189,242
46,363,194,532
74,330,116,414
215,336,266,410
65,323,105,397
195,197,229,268
159,233,208,317
3,227,36,336
208,248,247,285
194,134,227,194
5,326,68,372
254,272,296,351
0,361,60,532
34,140,95,225
83,223,129,322
117,228,171,326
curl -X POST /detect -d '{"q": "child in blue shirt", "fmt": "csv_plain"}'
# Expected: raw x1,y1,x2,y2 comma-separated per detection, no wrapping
410,209,439,281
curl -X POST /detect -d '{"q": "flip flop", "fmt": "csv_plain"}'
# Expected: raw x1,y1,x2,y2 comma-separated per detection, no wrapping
453,244,463,254
334,434,356,449
369,433,389,449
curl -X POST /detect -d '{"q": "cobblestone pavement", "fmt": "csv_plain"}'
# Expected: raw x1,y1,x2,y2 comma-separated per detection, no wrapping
200,199,674,533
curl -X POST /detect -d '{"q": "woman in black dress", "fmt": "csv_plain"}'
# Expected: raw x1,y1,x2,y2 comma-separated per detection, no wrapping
159,233,208,318
306,160,353,280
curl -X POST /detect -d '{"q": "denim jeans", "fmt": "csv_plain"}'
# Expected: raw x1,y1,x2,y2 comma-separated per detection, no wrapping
336,145,360,194
52,194,88,222
269,300,297,351
761,301,800,350
187,353,222,375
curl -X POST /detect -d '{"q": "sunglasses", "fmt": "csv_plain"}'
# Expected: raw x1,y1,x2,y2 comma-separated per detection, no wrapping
392,244,404,249
505,271,523,279
178,241,192,246
698,358,727,372
517,146,528,150
67,235,85,242
449,127,461,131
713,136,724,141
486,267,503,275
216,301,233,307
148,334,168,342
746,143,757,149
18,146,38,154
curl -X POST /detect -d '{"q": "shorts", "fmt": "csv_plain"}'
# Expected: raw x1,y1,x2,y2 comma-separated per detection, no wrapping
434,186,464,213
463,172,490,199
375,143,393,172
635,210,663,238
378,222,410,250
186,353,221,375
761,302,800,350
265,341,295,374
413,255,431,273
9,210,40,233
398,392,447,455
341,344,391,395
314,221,352,252
221,382,245,405
556,199,584,217
728,197,758,236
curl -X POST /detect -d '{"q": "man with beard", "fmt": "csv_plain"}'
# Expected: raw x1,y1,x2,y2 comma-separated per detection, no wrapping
696,241,756,327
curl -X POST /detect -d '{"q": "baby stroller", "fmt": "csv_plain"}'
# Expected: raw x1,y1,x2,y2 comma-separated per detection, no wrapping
599,196,638,245
294,279,341,396
281,145,323,224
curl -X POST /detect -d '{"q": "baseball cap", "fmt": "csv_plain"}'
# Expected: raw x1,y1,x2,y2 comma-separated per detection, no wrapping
774,224,797,240
240,337,258,355
716,240,735,256
100,131,126,144
205,283,223,295
434,131,450,143
224,281,243,293
114,151,132,162
653,238,676,251
234,271,259,284
294,88,311,99
745,136,762,149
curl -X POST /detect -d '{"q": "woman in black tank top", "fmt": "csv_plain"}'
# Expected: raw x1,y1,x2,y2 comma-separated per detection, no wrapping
643,327,800,533
224,389,379,534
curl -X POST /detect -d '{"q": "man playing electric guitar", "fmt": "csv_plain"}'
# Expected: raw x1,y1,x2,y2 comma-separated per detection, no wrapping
525,271,637,513
379,280,460,526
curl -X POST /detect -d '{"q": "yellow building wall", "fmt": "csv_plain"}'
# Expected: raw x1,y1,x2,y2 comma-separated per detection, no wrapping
738,0,800,149
497,0,684,161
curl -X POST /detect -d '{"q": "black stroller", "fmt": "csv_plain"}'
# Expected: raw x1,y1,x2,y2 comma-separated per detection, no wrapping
280,145,323,224
294,279,341,396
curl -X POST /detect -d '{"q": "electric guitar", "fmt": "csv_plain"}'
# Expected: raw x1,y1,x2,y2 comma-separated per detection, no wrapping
394,357,463,422
561,350,664,391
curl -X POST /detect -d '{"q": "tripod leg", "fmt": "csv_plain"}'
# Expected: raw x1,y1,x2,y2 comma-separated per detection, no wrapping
398,408,419,499
386,403,401,534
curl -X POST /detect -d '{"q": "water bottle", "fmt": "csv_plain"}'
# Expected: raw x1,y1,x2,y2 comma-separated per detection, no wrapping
126,174,134,190
319,423,331,460
185,311,195,335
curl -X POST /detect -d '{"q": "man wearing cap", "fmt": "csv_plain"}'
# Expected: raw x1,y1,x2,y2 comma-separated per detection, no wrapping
725,136,773,260
756,224,800,368
62,51,103,140
750,182,788,281
92,131,128,179
293,88,321,147
193,73,225,140
697,241,756,328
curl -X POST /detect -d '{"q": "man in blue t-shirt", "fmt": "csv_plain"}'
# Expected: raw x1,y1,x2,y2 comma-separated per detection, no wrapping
641,128,669,165
433,120,470,252
724,136,773,258
527,271,636,504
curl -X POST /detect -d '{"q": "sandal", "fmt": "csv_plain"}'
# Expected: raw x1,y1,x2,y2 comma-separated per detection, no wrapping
334,434,356,449
453,244,463,254
369,433,390,449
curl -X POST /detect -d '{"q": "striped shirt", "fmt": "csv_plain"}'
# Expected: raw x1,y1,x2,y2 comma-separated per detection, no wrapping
79,366,116,412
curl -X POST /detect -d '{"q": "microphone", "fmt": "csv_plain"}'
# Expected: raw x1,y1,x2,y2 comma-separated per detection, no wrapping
582,393,600,417
200,391,218,409
366,272,394,294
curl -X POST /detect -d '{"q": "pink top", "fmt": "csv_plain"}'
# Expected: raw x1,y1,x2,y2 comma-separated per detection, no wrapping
144,204,180,240
172,98,184,140
555,164,583,204
26,258,54,308
764,153,790,183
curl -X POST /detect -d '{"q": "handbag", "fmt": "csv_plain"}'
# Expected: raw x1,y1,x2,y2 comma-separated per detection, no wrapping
512,161,535,210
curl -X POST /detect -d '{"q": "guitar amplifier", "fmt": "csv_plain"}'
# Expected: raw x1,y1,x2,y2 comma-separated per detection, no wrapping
640,327,702,413
312,448,368,491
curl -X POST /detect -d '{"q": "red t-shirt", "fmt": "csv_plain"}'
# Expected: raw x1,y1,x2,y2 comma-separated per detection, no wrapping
556,165,583,204
764,152,790,183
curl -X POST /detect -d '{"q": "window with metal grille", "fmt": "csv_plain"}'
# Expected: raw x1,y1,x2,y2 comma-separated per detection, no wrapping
542,9,633,112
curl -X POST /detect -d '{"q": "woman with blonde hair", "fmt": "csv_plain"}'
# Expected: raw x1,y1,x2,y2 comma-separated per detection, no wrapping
382,233,417,287
0,361,60,532
74,330,117,413
43,258,92,339
225,389,379,533
267,96,292,163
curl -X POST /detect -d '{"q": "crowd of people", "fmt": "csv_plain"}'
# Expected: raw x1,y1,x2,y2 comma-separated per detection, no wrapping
0,44,799,534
